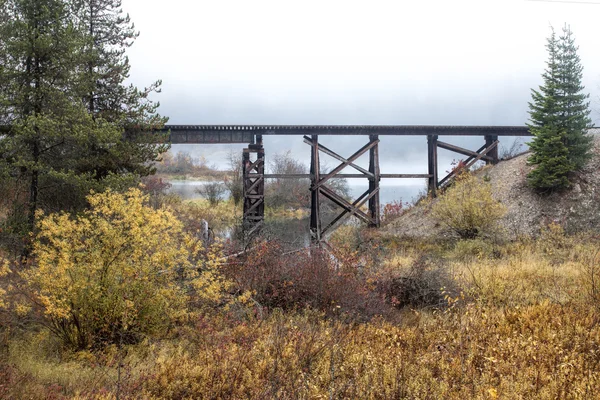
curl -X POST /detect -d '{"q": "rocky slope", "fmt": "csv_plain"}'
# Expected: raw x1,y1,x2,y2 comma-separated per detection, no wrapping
386,132,600,239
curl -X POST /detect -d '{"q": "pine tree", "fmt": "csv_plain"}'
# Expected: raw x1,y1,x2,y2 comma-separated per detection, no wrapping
0,0,106,237
527,25,593,192
72,0,169,180
527,126,572,191
0,0,168,252
72,0,139,119
556,25,593,169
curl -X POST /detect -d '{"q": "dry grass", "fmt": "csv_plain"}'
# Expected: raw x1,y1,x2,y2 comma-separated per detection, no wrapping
7,303,599,399
3,230,600,399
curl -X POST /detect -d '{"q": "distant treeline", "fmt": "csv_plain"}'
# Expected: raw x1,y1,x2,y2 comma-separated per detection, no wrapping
155,151,227,178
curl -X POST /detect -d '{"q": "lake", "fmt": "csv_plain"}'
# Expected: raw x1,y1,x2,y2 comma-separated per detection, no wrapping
166,178,425,249
166,179,426,205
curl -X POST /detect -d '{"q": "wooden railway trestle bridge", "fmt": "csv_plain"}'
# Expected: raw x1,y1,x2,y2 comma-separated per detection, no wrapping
162,125,532,243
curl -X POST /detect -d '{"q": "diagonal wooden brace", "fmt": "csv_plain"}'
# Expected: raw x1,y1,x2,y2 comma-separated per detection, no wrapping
463,143,489,165
311,139,379,190
437,140,494,163
243,197,264,216
439,140,499,187
247,157,264,173
321,188,379,236
244,176,264,194
303,136,374,178
319,185,375,225
463,140,498,170
245,220,264,238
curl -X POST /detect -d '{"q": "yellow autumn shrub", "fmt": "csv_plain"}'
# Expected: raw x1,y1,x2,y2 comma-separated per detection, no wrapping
23,189,198,349
432,172,506,239
0,258,10,309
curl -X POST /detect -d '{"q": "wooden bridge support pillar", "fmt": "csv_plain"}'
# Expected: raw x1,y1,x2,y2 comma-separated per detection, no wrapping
368,134,381,228
242,135,265,241
309,135,321,242
307,134,381,244
485,135,499,164
427,135,439,197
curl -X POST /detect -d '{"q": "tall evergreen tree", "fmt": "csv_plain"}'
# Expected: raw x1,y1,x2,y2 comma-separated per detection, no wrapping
0,0,103,235
556,25,593,169
0,0,168,252
527,25,592,192
72,0,168,181
527,126,572,190
73,0,139,119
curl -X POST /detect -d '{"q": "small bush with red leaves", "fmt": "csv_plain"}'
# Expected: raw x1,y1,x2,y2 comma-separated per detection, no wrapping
381,200,405,224
224,241,388,318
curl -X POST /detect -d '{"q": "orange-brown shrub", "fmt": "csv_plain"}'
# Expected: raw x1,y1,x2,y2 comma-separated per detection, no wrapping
224,241,389,318
376,254,458,309
133,302,600,400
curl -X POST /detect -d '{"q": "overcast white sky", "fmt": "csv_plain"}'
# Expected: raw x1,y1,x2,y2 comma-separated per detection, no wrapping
121,0,600,195
123,0,600,125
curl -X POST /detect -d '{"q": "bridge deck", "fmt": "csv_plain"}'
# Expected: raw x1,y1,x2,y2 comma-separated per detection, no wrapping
162,125,532,144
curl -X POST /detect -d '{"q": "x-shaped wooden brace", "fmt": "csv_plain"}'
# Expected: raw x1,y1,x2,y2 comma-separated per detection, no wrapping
244,196,264,217
244,175,264,196
305,136,379,237
320,187,379,236
245,157,263,174
243,154,264,220
304,136,379,190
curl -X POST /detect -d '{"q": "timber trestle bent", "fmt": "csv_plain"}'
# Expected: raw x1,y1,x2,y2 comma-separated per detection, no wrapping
156,125,532,244
242,135,265,240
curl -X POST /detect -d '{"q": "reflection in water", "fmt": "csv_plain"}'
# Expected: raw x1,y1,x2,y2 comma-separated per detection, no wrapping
166,179,426,250
262,218,312,250
166,180,227,201
167,179,425,205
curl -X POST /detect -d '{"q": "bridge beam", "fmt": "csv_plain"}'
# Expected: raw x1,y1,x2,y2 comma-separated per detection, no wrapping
159,125,532,143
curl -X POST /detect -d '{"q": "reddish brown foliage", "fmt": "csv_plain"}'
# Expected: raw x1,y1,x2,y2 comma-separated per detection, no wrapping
224,241,389,318
381,200,405,224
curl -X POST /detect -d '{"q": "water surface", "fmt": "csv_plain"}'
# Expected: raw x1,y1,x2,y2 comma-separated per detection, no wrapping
167,179,425,205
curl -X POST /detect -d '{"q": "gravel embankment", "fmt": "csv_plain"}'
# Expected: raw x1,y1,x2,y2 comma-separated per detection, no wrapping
386,133,600,239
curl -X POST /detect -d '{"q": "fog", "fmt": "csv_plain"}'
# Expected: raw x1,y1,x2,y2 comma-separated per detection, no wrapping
121,0,600,196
